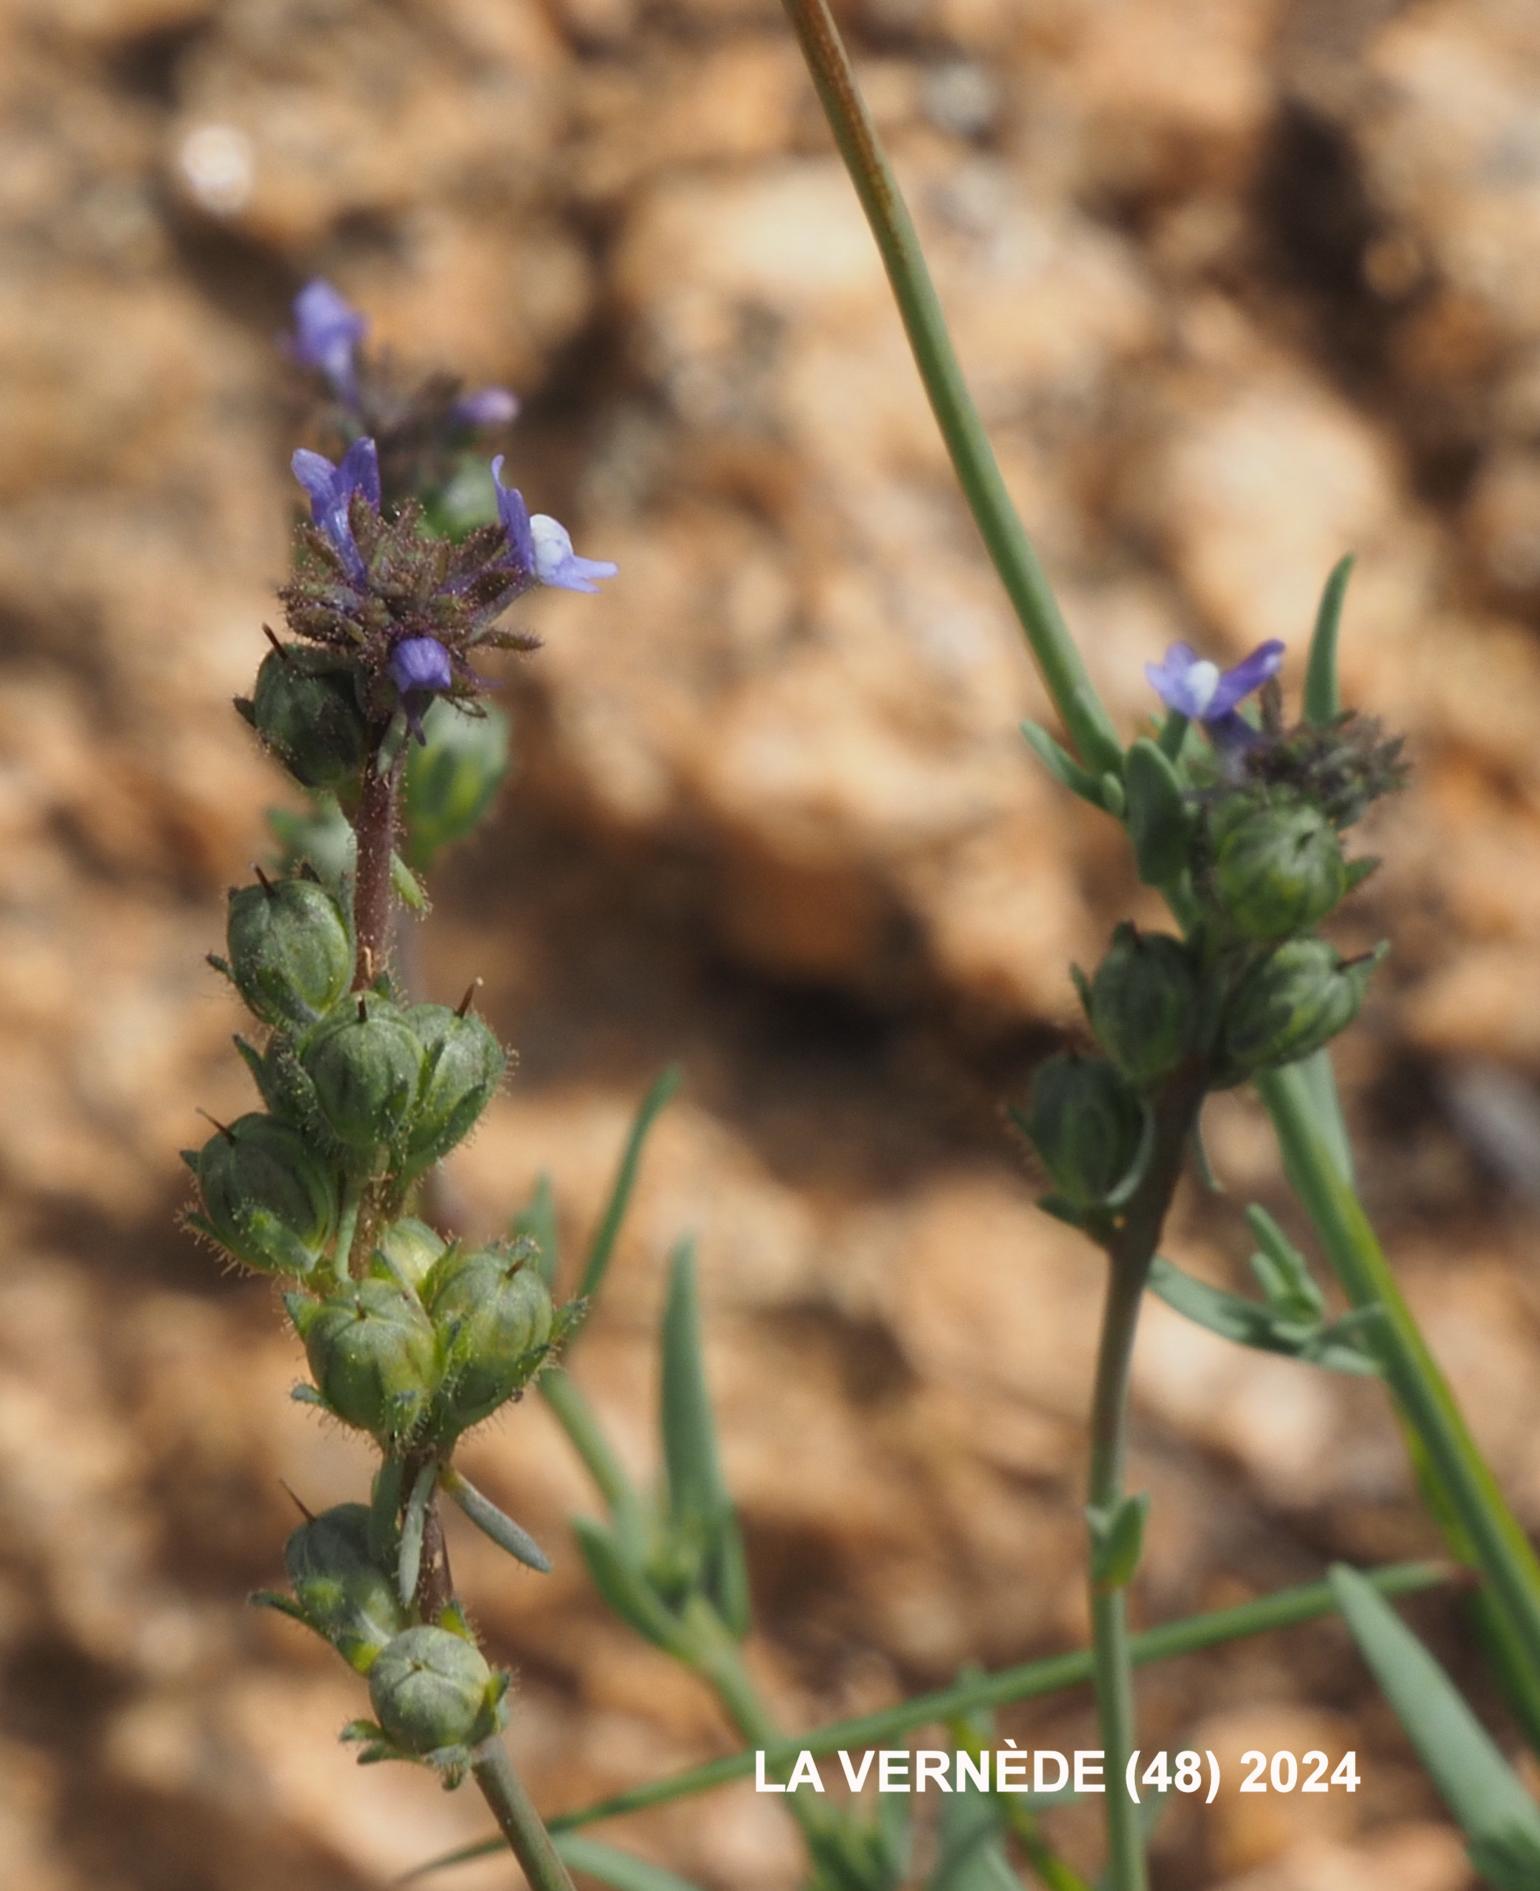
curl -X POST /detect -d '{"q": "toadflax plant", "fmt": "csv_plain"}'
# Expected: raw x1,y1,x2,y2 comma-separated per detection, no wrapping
185,282,614,1889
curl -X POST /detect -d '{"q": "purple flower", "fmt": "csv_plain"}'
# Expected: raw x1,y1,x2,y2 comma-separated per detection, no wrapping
390,635,455,739
1145,639,1284,746
491,456,617,595
291,437,381,584
290,279,368,403
452,386,520,429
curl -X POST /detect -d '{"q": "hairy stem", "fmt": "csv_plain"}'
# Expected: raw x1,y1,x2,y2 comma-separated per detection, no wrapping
778,0,1122,777
470,1737,578,1891
351,744,403,990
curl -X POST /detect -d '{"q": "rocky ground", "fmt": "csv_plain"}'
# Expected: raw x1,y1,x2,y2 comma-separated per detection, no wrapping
4,0,1540,1885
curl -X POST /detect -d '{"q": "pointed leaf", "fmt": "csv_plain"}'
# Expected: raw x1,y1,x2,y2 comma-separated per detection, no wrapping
440,1468,551,1573
398,1460,437,1607
1305,553,1353,727
1088,1492,1149,1591
1149,1257,1378,1375
581,1067,683,1305
554,1836,706,1891
660,1242,729,1530
1020,720,1108,808
1245,1204,1325,1322
572,1515,687,1654
1123,738,1193,887
1330,1565,1540,1887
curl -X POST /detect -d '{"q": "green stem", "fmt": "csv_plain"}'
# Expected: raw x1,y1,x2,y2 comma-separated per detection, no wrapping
1086,1256,1149,1891
541,1370,647,1543
778,0,1122,778
470,1737,578,1891
332,1178,364,1282
1259,1064,1540,1684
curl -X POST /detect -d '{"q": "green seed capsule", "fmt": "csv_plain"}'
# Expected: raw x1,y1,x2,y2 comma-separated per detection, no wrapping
367,1625,502,1756
1213,803,1348,940
1222,938,1384,1075
401,1002,507,1171
425,1241,554,1434
1088,924,1202,1087
244,645,370,791
1024,1053,1146,1208
370,1217,448,1293
225,876,353,1029
191,1112,336,1277
288,1279,439,1442
302,998,424,1155
284,1503,408,1666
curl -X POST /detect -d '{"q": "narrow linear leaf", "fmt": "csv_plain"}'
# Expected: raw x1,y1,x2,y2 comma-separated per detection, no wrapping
1123,738,1192,887
1088,1493,1149,1592
514,1172,561,1291
1244,1204,1324,1321
1149,1256,1378,1375
581,1066,683,1305
1020,720,1108,808
554,1835,705,1891
440,1469,552,1573
660,1241,729,1529
571,1516,687,1655
369,1458,405,1568
1330,1565,1540,1889
1305,553,1354,727
398,1461,437,1607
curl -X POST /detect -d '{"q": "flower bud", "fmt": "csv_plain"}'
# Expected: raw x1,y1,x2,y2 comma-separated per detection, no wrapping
1222,938,1384,1075
1087,925,1201,1087
425,1241,553,1433
367,1625,504,1756
1213,803,1347,940
301,997,424,1157
189,1112,336,1277
284,1503,408,1667
243,645,370,790
1023,1054,1146,1207
401,1002,507,1172
225,876,353,1029
287,1279,439,1442
370,1216,448,1293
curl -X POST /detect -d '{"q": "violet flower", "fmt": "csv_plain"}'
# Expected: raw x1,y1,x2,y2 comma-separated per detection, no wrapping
1145,639,1284,747
390,635,455,740
291,437,381,584
492,456,617,596
290,279,367,405
452,387,520,430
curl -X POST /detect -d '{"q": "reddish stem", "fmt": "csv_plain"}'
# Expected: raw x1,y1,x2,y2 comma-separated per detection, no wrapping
351,747,402,989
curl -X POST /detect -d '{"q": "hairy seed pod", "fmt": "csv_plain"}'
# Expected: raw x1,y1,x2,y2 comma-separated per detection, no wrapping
284,1503,408,1665
1088,924,1202,1087
425,1241,553,1434
191,1111,336,1277
1213,802,1348,940
1024,1053,1146,1208
301,998,424,1155
367,1625,502,1755
401,1002,507,1171
370,1216,448,1293
287,1280,438,1442
244,645,370,790
1222,938,1384,1075
225,876,352,1029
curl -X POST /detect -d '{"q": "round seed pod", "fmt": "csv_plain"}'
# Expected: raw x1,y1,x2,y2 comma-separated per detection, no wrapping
370,1217,448,1293
284,1503,408,1665
1023,1053,1146,1208
368,1625,501,1756
226,876,353,1030
1222,938,1383,1076
1213,803,1347,940
1088,925,1202,1088
426,1242,553,1434
301,997,424,1156
245,645,370,790
287,1279,438,1442
401,1003,507,1171
191,1111,336,1277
